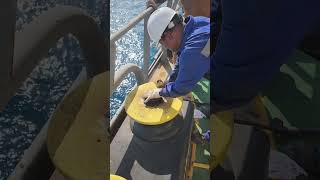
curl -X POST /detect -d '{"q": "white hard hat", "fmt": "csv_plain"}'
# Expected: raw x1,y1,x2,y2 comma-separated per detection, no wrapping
147,7,177,43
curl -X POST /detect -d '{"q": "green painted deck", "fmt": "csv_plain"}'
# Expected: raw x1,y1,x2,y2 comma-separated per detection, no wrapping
189,50,320,179
263,50,320,129
262,50,320,179
191,78,211,180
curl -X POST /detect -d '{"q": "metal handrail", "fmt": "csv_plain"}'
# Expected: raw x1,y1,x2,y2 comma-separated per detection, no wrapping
0,5,108,111
109,0,182,135
113,63,145,93
110,0,182,95
3,5,108,179
110,7,154,43
0,0,17,111
110,6,155,93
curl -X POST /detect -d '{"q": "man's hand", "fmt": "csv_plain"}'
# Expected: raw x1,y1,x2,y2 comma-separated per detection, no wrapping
156,79,167,88
146,0,157,9
143,88,162,104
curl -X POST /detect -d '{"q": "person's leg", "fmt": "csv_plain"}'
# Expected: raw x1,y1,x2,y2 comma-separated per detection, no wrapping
227,125,270,180
227,101,270,180
210,99,270,180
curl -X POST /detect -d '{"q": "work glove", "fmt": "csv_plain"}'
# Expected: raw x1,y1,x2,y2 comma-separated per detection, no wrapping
156,79,166,88
143,88,163,104
202,130,210,142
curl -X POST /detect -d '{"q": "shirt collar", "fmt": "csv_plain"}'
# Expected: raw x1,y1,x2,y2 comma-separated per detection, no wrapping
177,16,194,55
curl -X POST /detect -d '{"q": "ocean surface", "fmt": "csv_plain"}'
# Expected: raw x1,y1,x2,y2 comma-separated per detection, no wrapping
110,0,158,118
0,0,157,178
0,0,107,179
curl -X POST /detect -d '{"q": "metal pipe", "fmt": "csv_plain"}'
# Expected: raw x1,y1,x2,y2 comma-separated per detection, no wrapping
167,0,173,7
143,16,150,80
110,7,154,43
0,6,108,111
161,45,168,63
13,6,108,79
0,0,16,108
148,49,162,75
172,0,181,10
109,102,127,142
110,42,117,92
112,63,145,93
148,51,163,78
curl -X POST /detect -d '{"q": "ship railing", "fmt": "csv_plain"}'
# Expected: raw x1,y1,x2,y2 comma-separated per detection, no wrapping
2,3,108,179
109,0,182,140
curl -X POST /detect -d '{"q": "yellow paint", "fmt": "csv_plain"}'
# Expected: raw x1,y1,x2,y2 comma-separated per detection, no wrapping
124,82,183,125
210,111,234,171
209,96,273,170
110,174,126,180
193,162,210,170
149,65,169,83
187,143,197,177
48,72,108,180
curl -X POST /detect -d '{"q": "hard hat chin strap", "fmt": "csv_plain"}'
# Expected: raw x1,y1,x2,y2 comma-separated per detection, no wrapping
165,14,183,32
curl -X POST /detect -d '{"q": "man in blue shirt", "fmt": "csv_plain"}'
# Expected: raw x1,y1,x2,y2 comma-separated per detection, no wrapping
211,0,320,110
144,7,210,103
210,1,320,179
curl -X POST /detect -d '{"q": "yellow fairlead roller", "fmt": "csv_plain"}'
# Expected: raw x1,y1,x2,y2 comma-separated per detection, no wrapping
47,71,108,180
124,82,183,125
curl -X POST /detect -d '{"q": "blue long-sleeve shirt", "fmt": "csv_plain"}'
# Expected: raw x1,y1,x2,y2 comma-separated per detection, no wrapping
211,0,320,107
159,16,211,97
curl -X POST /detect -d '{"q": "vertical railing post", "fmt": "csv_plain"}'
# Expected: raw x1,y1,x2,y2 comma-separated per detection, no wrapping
167,0,173,8
161,45,168,64
0,0,16,78
143,16,150,80
172,0,180,10
0,0,17,110
110,42,117,93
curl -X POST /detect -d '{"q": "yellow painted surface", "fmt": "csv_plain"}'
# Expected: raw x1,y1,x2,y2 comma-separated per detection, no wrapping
210,111,234,170
47,80,92,159
193,162,210,170
124,82,183,125
209,96,272,170
149,64,170,83
187,143,197,177
48,72,108,180
110,174,126,180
